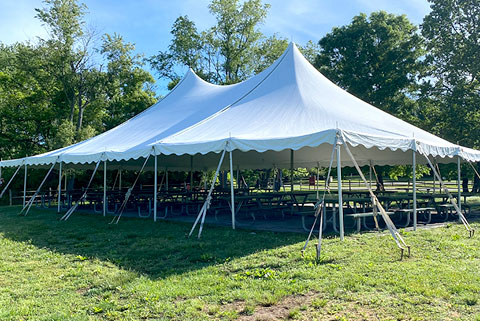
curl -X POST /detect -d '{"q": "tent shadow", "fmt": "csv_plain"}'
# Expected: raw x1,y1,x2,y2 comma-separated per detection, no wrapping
0,206,306,279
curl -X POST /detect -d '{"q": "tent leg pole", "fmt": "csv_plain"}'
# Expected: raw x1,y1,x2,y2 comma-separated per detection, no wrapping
103,161,107,217
154,154,157,222
458,156,461,222
119,170,121,191
229,150,235,230
369,160,373,190
23,164,27,207
413,151,417,231
290,150,294,192
337,144,344,241
58,162,62,213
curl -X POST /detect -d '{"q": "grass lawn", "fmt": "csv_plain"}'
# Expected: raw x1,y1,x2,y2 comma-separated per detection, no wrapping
0,206,479,320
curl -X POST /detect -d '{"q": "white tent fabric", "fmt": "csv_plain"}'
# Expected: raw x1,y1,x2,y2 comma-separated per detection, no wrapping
2,42,480,169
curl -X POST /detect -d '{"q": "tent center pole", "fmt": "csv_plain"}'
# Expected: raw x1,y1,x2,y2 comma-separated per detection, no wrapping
23,164,27,207
229,150,235,230
190,155,193,188
166,168,169,191
290,150,294,192
154,154,158,222
119,170,122,190
412,151,417,231
458,156,461,222
369,160,373,190
103,161,107,216
337,144,344,241
58,162,63,213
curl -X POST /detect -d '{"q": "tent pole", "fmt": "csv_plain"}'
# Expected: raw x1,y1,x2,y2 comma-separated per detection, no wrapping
236,165,240,188
229,150,235,230
369,160,373,190
154,154,158,222
337,144,344,241
57,162,62,213
290,150,294,192
23,164,27,207
119,170,122,190
190,155,193,187
103,161,107,217
412,151,417,231
458,156,461,222
316,162,320,200
0,163,23,199
166,168,169,191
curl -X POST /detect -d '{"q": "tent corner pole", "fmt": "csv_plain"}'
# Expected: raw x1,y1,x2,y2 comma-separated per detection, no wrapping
229,150,235,230
103,160,107,217
23,164,27,207
154,154,158,222
412,151,417,231
337,144,344,241
166,168,169,191
457,156,461,222
57,162,62,213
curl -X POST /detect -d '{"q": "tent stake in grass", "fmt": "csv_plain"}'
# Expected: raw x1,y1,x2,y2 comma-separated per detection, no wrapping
341,135,410,260
423,153,474,237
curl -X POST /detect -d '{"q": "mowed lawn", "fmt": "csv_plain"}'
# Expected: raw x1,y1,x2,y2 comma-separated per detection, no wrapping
0,206,479,320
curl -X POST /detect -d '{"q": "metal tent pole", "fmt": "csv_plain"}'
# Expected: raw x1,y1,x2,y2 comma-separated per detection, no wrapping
369,160,373,189
103,161,107,216
119,170,122,190
190,155,193,187
166,168,169,191
337,144,344,241
412,151,417,231
229,150,235,230
154,154,158,222
236,165,240,188
290,150,294,192
458,156,462,222
58,162,62,213
23,164,27,207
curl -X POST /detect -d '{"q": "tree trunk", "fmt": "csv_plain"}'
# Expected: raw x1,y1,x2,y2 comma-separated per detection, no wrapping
462,178,469,193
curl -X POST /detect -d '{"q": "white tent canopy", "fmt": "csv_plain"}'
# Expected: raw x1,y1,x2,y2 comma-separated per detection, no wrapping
2,43,480,169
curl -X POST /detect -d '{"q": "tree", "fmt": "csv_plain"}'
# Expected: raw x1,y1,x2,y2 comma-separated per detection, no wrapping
315,11,424,120
149,0,294,87
421,0,480,148
100,33,157,130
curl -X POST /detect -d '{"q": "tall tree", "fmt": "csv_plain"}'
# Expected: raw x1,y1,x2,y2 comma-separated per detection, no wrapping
421,0,480,148
100,33,157,130
315,11,424,120
149,0,293,87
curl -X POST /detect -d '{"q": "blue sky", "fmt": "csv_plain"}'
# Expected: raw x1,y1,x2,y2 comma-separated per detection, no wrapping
0,0,431,94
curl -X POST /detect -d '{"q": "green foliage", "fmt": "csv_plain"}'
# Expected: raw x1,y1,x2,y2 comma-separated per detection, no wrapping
0,0,156,160
148,0,314,87
315,11,424,119
420,0,480,148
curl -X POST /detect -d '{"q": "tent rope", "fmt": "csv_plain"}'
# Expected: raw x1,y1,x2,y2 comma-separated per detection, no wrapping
110,153,152,224
189,147,227,238
60,159,102,221
341,136,410,259
422,154,474,237
0,162,24,199
19,160,58,216
301,140,336,258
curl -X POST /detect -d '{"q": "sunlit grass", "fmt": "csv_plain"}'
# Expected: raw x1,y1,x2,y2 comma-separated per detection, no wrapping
0,206,479,320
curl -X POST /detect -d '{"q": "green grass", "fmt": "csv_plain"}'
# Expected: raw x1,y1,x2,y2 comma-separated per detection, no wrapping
0,206,480,320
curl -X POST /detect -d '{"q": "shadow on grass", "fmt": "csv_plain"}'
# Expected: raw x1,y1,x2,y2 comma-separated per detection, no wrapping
0,206,305,279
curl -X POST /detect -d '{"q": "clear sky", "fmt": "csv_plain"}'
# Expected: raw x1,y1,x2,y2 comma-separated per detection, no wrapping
0,0,431,94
